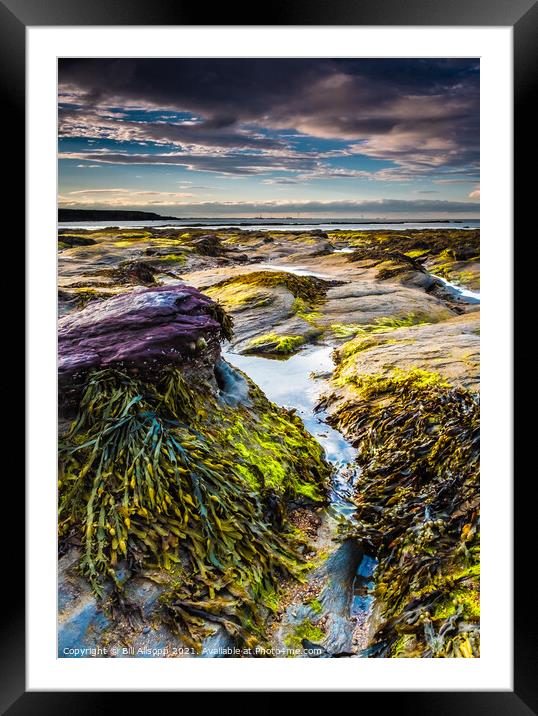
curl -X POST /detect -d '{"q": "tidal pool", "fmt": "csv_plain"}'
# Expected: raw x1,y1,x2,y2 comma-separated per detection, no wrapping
222,345,356,476
256,263,332,279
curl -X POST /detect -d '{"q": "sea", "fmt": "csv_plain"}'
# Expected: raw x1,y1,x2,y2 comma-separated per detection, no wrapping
58,219,480,232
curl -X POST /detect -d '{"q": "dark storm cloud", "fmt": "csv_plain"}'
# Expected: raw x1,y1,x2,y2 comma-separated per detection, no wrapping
58,58,478,123
58,58,479,177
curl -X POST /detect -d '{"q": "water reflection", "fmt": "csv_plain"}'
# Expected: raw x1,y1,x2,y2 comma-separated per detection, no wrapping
222,346,355,466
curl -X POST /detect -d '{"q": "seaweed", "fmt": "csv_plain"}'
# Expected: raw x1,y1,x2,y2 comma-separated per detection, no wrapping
206,271,330,305
341,229,480,286
244,333,306,356
326,368,480,658
330,313,432,340
59,364,330,651
283,619,326,651
105,261,158,286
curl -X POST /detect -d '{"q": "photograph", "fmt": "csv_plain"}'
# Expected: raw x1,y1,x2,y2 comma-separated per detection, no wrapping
56,57,481,660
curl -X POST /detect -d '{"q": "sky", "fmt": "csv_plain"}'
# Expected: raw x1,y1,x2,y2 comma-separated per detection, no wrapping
58,58,480,218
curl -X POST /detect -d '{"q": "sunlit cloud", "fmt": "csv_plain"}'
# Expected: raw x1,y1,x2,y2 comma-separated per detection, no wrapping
59,188,193,207
468,186,480,200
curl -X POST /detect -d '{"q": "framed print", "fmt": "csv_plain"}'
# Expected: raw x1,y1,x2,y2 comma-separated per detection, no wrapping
6,0,535,709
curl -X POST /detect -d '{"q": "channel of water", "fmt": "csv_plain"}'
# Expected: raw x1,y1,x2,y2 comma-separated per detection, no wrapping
222,344,376,654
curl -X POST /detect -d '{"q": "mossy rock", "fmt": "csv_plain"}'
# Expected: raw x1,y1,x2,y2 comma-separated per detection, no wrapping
244,332,307,356
207,271,331,305
58,234,98,248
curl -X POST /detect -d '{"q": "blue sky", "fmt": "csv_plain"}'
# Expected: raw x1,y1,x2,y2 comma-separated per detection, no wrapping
58,59,480,217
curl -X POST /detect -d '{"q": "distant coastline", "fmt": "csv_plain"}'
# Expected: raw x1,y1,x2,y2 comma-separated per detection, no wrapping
59,208,475,226
58,209,177,222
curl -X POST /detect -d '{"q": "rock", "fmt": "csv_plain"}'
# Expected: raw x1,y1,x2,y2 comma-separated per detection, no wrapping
310,241,334,256
272,539,363,657
58,550,188,658
328,311,480,395
317,540,363,655
190,234,225,256
111,260,157,285
200,626,236,658
58,235,97,247
58,550,111,658
448,245,477,261
58,284,228,412
214,359,252,408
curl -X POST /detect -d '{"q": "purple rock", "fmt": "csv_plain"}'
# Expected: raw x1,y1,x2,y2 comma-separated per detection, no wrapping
58,284,225,412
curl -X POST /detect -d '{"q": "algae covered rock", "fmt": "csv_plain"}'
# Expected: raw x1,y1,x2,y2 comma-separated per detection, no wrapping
319,308,481,658
190,234,225,256
108,260,158,286
58,280,331,654
58,283,232,411
330,311,480,394
58,234,98,248
203,270,332,356
340,228,480,291
58,364,330,653
322,361,480,658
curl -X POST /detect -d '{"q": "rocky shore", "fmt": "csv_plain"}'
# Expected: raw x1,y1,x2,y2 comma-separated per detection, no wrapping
58,225,480,658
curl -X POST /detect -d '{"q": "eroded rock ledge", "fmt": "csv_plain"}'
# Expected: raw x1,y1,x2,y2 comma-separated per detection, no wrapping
58,284,231,412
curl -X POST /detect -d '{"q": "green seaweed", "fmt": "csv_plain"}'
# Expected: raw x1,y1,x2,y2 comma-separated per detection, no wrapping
207,271,330,305
204,283,274,312
150,253,187,265
291,297,322,324
283,619,326,651
330,313,431,342
327,368,480,658
59,364,329,651
307,597,323,614
69,288,117,309
244,332,306,356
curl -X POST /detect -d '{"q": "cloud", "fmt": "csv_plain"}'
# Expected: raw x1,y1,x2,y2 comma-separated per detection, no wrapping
434,178,478,185
262,178,302,185
59,107,283,152
59,188,193,207
58,59,479,179
58,195,479,215
59,150,321,175
468,186,480,199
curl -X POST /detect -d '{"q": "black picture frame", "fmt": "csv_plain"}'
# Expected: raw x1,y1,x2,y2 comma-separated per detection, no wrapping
6,0,535,710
